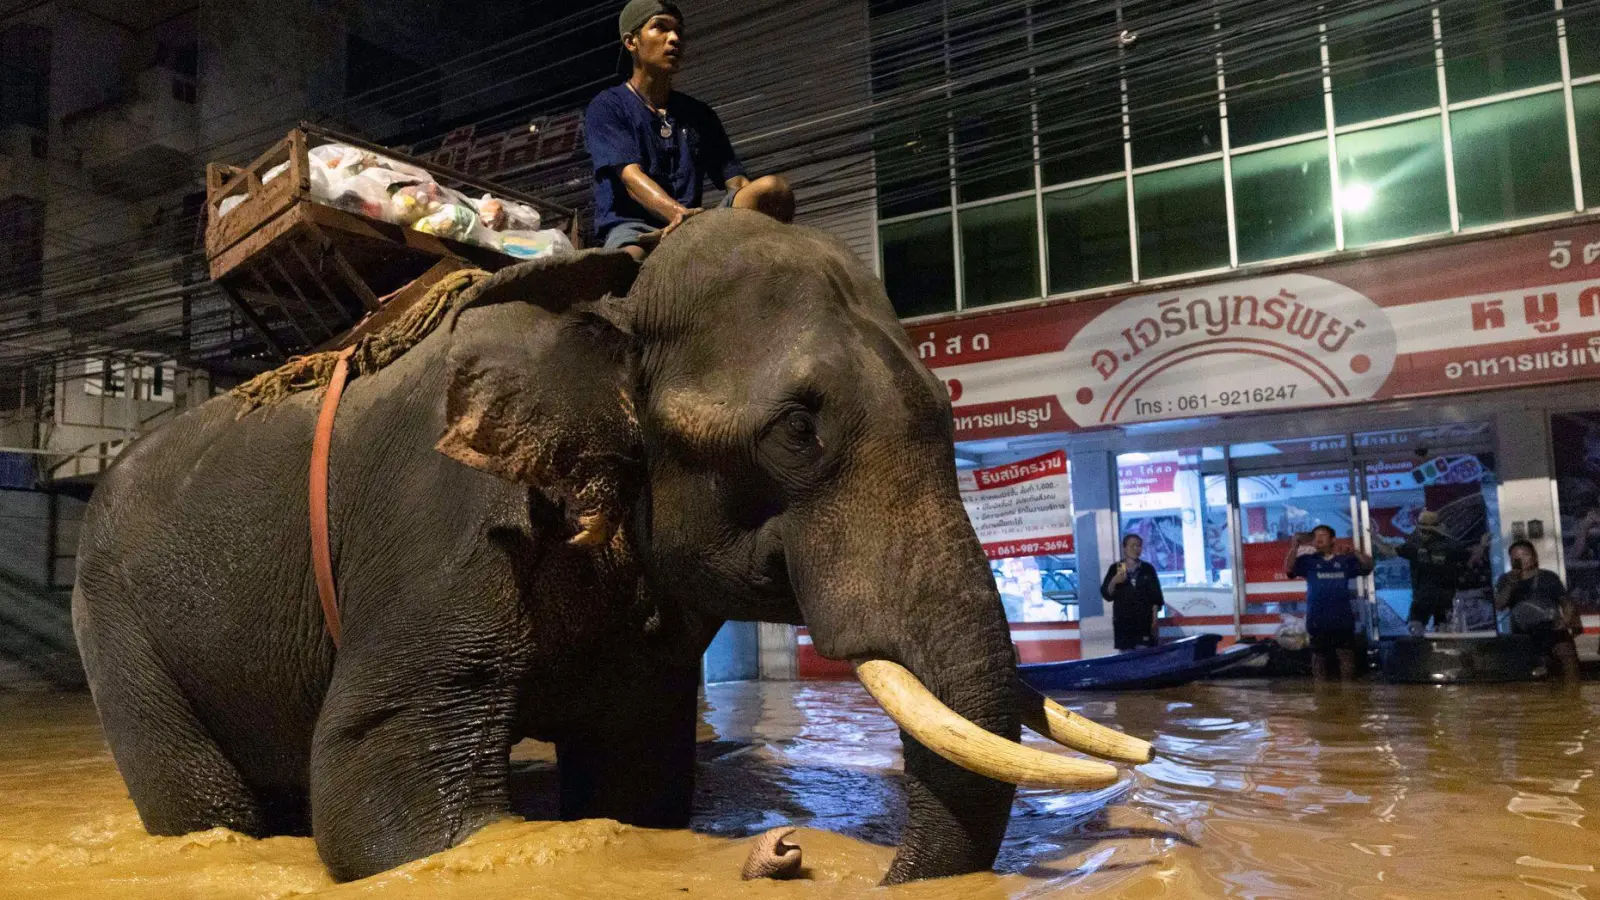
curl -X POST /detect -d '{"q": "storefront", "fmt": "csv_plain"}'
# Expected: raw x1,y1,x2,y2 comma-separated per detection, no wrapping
791,217,1600,676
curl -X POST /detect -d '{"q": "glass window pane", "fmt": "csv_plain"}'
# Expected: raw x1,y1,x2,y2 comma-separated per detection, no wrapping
949,6,1034,203
1044,179,1132,293
881,214,956,318
1225,25,1326,147
956,100,1035,203
1452,92,1573,227
874,117,951,218
1552,412,1600,628
1442,0,1561,102
1116,449,1234,631
1570,0,1600,78
1036,5,1125,185
1133,160,1229,278
1328,1,1438,126
961,198,1040,308
1337,117,1450,247
869,3,949,218
1232,138,1335,263
1125,0,1222,166
1573,84,1600,210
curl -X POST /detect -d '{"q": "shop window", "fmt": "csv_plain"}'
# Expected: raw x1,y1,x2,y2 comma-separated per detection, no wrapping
1572,84,1600,210
1569,0,1600,78
1044,179,1131,294
1441,0,1561,103
1133,160,1229,278
1035,5,1124,187
1451,92,1573,227
1124,0,1222,167
1223,24,1325,148
1327,1,1438,127
875,117,952,219
881,214,956,318
1231,138,1335,263
960,198,1040,308
1117,449,1233,633
1551,412,1600,626
958,447,1077,626
1337,117,1450,247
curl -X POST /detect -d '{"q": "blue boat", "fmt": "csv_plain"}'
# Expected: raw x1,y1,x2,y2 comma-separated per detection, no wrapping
1019,634,1267,692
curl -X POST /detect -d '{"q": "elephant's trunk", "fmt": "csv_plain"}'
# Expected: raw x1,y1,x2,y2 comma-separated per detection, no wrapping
789,443,1144,883
871,573,1023,884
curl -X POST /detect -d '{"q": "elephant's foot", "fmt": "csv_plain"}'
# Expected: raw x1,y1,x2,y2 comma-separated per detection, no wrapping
741,827,803,880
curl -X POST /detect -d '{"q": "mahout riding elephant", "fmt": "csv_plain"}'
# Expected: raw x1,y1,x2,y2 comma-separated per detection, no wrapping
73,209,1151,885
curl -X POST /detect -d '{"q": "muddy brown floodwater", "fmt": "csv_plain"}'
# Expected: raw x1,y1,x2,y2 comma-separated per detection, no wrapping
3,680,1599,899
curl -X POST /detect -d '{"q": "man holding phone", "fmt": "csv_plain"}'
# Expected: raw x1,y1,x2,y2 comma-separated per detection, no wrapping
1284,525,1374,682
1101,533,1164,652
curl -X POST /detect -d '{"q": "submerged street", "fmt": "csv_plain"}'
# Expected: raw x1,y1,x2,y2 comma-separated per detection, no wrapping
3,679,1597,899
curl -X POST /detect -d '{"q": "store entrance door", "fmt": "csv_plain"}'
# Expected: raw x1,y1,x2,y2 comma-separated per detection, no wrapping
1235,459,1364,641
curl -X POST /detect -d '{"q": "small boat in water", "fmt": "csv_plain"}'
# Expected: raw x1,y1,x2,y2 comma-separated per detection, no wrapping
1019,634,1268,692
1379,633,1544,683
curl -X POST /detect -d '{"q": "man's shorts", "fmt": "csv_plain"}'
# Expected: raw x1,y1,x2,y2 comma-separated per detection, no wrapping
1308,627,1356,655
601,189,741,250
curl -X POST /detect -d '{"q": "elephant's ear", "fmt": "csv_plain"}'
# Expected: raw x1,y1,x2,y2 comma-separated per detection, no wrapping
437,250,643,546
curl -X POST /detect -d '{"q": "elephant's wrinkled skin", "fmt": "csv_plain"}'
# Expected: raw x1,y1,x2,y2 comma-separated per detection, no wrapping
73,210,1039,884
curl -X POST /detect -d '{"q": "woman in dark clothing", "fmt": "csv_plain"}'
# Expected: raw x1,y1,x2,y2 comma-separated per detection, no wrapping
1494,539,1582,682
1102,534,1165,651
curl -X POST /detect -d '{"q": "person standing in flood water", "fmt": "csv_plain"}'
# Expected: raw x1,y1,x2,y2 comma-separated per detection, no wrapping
1494,540,1582,682
1285,525,1374,682
1102,534,1164,652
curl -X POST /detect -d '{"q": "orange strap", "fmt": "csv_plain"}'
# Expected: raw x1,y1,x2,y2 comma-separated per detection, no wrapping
311,346,356,648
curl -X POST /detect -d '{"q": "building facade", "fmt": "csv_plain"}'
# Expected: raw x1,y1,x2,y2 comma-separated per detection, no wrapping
3,0,1599,683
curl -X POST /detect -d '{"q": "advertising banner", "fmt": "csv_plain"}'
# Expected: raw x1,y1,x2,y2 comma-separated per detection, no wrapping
912,223,1600,440
958,451,1074,559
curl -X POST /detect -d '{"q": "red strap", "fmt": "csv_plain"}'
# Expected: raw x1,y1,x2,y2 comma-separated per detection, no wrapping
311,346,356,648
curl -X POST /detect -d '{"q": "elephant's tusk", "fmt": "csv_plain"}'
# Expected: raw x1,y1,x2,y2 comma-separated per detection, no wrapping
1014,680,1154,765
741,826,803,880
854,660,1120,790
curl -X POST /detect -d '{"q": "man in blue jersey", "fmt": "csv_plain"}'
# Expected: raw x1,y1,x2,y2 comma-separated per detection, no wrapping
585,0,795,260
1284,524,1374,682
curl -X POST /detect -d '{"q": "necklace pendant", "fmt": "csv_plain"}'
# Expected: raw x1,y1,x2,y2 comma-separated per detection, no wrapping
659,122,673,139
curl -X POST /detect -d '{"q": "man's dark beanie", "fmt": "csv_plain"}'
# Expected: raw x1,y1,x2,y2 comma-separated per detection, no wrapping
619,0,683,39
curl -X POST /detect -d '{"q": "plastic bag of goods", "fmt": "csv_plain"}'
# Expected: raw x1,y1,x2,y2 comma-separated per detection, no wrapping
1274,615,1308,651
391,182,459,226
497,228,574,260
323,168,420,221
470,194,541,232
413,203,491,245
309,144,376,178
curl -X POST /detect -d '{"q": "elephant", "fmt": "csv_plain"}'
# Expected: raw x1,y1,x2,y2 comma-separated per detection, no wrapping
71,208,1152,885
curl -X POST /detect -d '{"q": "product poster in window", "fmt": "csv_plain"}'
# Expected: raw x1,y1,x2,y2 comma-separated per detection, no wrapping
958,451,1074,560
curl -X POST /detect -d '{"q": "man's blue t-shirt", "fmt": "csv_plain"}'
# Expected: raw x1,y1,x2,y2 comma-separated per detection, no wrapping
584,84,747,240
1291,553,1365,632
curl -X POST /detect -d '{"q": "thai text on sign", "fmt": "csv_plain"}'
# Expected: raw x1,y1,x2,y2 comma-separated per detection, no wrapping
958,451,1075,560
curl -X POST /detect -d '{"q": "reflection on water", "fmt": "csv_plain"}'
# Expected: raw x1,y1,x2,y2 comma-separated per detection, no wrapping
2,680,1599,898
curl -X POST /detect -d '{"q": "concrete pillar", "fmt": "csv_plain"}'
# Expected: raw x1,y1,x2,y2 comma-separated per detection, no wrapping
1071,449,1120,658
1494,407,1560,569
758,622,797,680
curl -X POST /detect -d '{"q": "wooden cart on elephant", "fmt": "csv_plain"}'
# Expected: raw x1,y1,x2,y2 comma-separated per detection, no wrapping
204,123,583,364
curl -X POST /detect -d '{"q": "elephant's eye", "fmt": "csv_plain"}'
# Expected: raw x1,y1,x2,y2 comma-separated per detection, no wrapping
784,410,818,443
